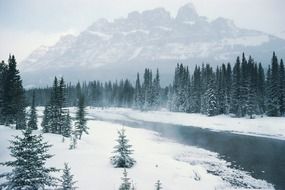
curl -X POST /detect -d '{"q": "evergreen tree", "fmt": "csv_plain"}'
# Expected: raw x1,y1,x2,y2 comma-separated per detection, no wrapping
230,56,242,117
28,91,38,130
2,55,26,128
134,73,143,109
0,60,8,124
111,128,135,168
279,59,285,115
152,69,161,110
119,169,131,190
155,180,162,190
42,104,51,133
257,63,265,114
205,78,218,116
0,128,58,189
62,110,72,138
266,52,281,116
59,163,77,190
75,94,88,140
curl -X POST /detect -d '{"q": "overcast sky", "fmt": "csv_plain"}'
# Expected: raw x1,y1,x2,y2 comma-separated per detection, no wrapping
1,0,285,62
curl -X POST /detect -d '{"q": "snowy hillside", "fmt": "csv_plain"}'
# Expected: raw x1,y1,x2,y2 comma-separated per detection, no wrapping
0,118,274,189
19,3,285,86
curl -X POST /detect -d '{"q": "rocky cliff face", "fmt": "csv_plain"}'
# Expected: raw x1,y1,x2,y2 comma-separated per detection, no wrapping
20,3,285,86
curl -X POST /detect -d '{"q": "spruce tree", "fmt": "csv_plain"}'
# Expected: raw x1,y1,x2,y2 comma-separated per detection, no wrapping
152,69,161,110
134,73,143,110
75,94,88,140
111,128,135,168
0,128,58,189
266,52,281,116
0,60,8,124
205,78,218,116
42,104,51,133
2,55,26,128
119,169,131,190
62,110,72,138
28,91,38,130
230,56,242,117
155,180,162,190
59,163,77,190
279,59,285,115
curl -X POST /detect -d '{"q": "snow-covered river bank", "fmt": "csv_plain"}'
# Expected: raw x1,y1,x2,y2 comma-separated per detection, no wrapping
2,107,283,189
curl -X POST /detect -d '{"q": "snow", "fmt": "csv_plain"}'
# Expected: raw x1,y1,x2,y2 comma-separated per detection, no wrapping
87,31,113,40
0,111,274,189
222,35,270,47
88,108,285,140
128,47,143,60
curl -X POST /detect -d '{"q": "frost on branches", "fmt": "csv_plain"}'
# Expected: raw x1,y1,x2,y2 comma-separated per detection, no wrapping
111,128,136,168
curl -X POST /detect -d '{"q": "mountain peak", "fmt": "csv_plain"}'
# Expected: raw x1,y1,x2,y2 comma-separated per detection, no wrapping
176,3,199,22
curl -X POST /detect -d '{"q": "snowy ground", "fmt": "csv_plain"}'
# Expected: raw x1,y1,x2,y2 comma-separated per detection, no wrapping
0,115,274,189
88,107,285,140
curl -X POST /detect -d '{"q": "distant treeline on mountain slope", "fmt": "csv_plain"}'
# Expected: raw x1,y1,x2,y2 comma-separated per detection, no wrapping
23,52,285,118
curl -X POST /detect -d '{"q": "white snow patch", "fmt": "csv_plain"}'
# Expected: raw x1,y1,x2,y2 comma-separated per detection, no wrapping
128,47,143,60
87,31,113,40
121,29,150,35
89,107,285,140
0,119,274,189
222,35,270,47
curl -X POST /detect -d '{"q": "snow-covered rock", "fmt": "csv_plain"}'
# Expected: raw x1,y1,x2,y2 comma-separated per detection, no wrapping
20,3,285,86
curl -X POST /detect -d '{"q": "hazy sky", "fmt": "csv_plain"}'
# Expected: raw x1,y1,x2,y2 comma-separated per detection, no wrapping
1,0,284,62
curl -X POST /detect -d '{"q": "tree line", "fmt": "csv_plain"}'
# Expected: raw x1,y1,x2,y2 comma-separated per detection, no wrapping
26,52,285,118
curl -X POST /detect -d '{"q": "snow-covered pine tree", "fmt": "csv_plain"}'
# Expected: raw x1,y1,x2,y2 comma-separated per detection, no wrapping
152,69,161,110
59,163,77,190
257,63,265,114
111,128,135,168
134,73,143,110
75,94,88,140
230,56,242,117
2,55,26,129
0,61,8,124
42,104,51,133
266,52,281,116
62,110,72,138
279,59,285,116
28,91,38,130
155,180,162,190
0,128,58,189
69,133,78,150
119,168,131,190
205,78,218,116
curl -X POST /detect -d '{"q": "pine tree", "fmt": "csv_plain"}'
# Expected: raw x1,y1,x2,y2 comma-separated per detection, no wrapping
0,60,8,124
62,110,72,138
75,94,88,140
59,163,77,190
152,69,161,110
119,169,131,190
42,104,51,133
257,63,265,114
0,128,58,189
2,55,26,128
205,78,218,116
230,56,242,117
266,52,281,116
111,128,135,168
279,59,285,115
27,91,38,130
155,180,162,190
134,73,143,109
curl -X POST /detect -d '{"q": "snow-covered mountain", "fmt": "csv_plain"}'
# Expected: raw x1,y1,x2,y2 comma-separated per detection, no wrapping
20,3,285,86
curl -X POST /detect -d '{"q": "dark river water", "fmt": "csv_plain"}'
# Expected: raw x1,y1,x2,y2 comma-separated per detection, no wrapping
94,116,285,190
